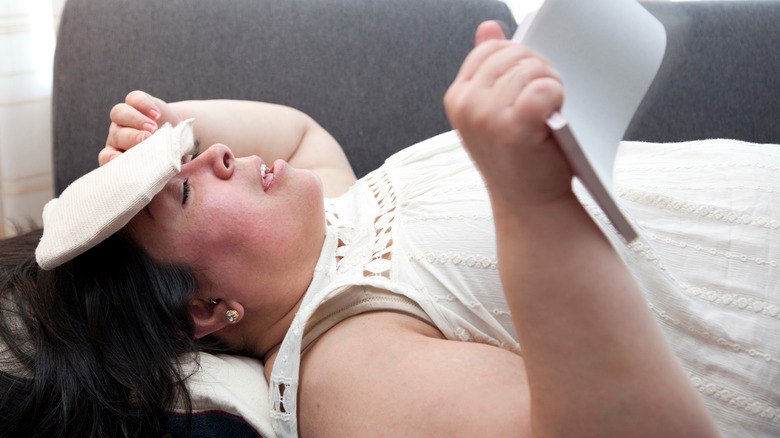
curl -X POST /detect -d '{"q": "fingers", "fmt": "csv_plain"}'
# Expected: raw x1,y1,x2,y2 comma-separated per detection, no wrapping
108,122,152,146
475,20,510,46
108,104,155,136
109,94,160,133
454,40,557,93
446,45,561,126
124,90,161,122
514,77,564,125
444,31,564,145
453,39,512,83
101,90,165,165
443,23,571,208
493,56,561,111
98,146,122,166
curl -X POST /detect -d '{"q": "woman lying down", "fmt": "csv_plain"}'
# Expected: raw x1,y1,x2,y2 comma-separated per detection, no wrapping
1,21,778,437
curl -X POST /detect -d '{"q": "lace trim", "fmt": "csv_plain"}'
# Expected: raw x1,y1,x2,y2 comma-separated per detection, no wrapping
617,188,780,230
403,213,493,224
622,183,780,196
645,233,779,268
325,206,346,267
452,326,520,354
412,251,498,270
431,296,511,318
424,181,486,196
616,160,780,173
491,308,511,317
362,170,397,279
689,374,780,423
679,283,780,320
271,376,295,418
649,303,780,365
621,241,780,365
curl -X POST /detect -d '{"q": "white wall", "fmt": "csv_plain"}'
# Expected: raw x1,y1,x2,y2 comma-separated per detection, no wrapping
0,0,65,237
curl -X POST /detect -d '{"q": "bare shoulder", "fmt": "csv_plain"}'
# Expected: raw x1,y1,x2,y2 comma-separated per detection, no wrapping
298,311,531,437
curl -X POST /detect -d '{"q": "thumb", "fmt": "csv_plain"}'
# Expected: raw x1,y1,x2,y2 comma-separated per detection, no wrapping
475,20,510,46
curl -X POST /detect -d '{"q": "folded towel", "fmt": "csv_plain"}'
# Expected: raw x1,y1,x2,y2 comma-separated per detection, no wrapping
35,120,195,270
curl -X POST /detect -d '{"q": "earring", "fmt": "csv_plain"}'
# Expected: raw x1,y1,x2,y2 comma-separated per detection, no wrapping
225,309,240,324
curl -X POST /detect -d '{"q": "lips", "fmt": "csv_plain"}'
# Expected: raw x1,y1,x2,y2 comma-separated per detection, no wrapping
263,165,274,191
262,159,285,192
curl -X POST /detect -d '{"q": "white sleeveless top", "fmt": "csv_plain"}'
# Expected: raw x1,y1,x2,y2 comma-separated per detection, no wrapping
269,132,780,438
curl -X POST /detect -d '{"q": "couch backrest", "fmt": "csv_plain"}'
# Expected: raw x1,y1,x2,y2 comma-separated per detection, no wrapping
52,0,517,194
625,1,780,144
53,0,780,196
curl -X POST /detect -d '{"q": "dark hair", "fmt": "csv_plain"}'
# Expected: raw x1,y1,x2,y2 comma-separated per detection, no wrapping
0,229,204,437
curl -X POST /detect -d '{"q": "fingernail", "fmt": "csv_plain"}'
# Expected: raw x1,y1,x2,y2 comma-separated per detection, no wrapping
143,122,157,132
149,108,160,120
137,131,151,143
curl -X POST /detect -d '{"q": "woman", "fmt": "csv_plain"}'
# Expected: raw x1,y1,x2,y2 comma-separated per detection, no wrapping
1,21,724,437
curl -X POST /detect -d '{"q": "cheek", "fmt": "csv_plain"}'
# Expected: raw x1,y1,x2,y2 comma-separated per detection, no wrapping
178,175,325,265
246,198,325,261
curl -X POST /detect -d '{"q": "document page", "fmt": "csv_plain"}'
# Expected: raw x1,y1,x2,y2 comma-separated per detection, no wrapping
513,0,667,241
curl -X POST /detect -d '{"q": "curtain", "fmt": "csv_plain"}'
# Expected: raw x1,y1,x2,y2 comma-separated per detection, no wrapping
0,0,63,238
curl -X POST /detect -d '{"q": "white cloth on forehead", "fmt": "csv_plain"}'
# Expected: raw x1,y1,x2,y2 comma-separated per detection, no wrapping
35,119,196,270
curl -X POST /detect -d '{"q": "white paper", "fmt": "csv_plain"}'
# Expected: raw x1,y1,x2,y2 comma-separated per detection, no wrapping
512,0,666,240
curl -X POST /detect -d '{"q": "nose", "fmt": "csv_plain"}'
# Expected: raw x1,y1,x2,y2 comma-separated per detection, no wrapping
188,144,234,179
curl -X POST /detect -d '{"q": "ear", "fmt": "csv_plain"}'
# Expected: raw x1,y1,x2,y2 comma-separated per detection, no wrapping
190,297,245,339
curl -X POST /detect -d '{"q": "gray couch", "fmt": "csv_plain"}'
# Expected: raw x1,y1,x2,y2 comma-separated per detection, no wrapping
49,0,780,435
52,0,780,195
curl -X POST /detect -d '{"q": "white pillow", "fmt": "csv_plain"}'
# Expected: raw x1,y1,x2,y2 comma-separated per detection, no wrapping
176,353,276,437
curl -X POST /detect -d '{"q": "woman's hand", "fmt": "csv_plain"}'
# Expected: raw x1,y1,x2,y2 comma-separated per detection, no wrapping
444,21,571,211
100,90,182,165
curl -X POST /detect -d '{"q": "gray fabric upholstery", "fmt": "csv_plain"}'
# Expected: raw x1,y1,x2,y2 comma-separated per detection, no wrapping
52,0,517,194
52,0,780,195
625,1,780,144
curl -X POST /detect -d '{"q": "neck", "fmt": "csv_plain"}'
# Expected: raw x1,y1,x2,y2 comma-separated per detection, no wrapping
242,227,328,365
256,272,308,382
257,287,307,358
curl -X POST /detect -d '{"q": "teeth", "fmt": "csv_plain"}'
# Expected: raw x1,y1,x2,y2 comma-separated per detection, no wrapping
260,164,267,179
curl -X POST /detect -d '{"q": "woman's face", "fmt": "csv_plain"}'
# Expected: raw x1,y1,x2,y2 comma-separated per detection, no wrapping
127,143,326,315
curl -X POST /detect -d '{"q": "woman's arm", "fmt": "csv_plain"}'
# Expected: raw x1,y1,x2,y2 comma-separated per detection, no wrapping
102,91,356,197
444,22,718,436
296,312,534,437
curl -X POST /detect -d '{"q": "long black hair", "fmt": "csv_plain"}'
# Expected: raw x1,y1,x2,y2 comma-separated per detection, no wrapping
0,229,205,437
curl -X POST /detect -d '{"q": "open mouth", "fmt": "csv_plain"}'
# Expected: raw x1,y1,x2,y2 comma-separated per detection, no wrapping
261,163,275,191
259,159,284,192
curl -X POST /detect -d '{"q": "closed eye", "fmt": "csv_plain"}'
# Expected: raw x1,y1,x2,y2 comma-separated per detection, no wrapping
182,178,191,205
